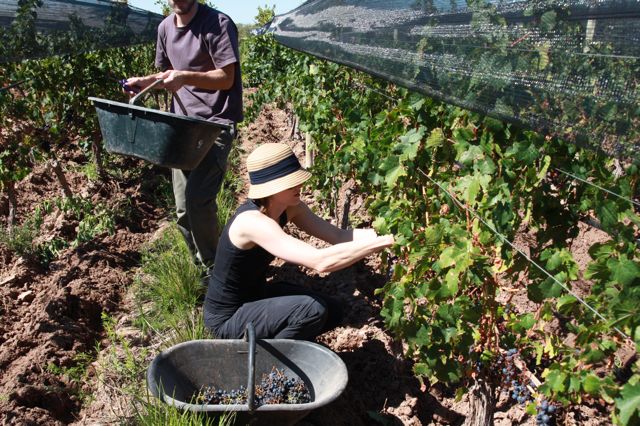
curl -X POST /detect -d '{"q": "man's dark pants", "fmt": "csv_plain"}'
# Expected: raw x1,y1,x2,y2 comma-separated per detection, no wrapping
172,126,234,267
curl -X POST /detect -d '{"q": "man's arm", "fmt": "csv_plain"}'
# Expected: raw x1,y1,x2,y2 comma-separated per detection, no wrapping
159,63,235,92
124,63,235,95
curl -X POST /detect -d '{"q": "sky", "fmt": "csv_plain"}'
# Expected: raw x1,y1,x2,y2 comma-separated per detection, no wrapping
127,0,305,25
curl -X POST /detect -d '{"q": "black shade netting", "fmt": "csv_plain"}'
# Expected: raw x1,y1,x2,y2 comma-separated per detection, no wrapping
0,0,164,63
269,0,640,159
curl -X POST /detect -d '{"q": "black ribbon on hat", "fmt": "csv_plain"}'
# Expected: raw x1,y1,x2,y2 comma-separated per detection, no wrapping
249,154,302,184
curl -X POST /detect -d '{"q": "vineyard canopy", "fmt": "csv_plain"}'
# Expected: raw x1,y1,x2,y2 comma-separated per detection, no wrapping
269,0,640,158
0,0,163,62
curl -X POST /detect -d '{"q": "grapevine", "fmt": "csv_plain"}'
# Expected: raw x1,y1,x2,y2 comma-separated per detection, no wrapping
243,14,640,423
1,0,156,257
1,0,157,224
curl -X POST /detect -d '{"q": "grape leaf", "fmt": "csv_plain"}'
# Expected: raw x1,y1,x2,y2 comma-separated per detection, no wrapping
556,295,577,312
384,164,406,188
545,370,567,393
611,259,640,286
541,10,557,31
595,199,619,231
426,128,445,148
616,382,640,425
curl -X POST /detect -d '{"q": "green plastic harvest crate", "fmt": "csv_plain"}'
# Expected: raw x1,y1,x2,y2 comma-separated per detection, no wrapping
89,97,230,170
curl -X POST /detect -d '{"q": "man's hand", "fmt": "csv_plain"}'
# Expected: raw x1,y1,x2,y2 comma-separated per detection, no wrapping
159,70,185,92
123,75,159,96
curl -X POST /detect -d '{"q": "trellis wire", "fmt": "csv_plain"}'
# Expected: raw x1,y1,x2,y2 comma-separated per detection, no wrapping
554,167,640,208
416,167,632,342
347,79,639,214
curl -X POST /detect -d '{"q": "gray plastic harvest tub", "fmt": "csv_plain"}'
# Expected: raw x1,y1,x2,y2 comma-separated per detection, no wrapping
147,338,348,426
89,97,230,170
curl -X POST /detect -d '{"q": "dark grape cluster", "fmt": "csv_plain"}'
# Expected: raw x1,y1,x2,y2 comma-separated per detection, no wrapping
510,379,531,405
535,399,557,426
497,348,532,405
196,367,311,406
386,255,398,280
198,385,247,405
254,367,311,405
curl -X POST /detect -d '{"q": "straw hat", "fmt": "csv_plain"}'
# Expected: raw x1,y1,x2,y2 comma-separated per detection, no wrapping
247,143,311,199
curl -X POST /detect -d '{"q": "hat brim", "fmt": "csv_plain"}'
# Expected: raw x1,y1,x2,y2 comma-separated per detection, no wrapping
248,169,312,199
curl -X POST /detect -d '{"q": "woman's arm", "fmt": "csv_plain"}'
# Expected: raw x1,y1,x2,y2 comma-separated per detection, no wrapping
287,202,379,244
287,202,349,244
231,210,394,273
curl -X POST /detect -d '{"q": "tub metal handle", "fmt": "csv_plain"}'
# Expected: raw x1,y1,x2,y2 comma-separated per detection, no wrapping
129,78,164,106
244,322,257,411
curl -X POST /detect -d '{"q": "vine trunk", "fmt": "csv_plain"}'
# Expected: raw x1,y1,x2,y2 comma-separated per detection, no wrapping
464,377,495,426
7,181,17,231
48,157,73,199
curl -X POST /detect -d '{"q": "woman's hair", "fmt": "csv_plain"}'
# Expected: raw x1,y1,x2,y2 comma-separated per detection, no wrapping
252,197,269,214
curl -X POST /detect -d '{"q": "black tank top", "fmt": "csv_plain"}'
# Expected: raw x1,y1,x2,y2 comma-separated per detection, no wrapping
204,200,287,327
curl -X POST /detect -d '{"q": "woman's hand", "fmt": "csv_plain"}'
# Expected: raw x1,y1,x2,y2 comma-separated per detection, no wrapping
352,230,395,250
378,234,395,248
352,228,378,241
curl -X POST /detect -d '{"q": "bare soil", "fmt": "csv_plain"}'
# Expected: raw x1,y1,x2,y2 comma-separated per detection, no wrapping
1,103,615,425
0,155,168,425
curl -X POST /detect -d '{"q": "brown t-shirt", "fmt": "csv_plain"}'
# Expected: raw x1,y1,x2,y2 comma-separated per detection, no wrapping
155,4,243,124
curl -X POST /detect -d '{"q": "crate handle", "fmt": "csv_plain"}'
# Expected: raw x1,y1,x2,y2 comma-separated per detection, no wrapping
129,79,164,106
128,78,162,144
173,92,187,115
129,79,188,116
244,322,257,412
128,117,138,145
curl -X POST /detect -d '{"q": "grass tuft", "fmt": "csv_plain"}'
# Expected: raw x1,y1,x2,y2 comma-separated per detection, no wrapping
87,142,242,425
133,224,205,336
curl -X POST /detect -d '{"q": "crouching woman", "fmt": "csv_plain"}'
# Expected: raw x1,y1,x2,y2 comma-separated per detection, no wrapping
203,143,394,340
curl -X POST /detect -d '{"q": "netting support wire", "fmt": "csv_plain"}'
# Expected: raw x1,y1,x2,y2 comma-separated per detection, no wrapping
350,80,398,102
415,167,632,343
554,168,640,208
0,79,29,93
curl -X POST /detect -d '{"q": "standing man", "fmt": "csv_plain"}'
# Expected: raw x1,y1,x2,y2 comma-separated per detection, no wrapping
126,0,243,271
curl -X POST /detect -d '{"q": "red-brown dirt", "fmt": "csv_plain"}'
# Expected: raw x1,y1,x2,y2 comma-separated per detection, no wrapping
0,154,168,425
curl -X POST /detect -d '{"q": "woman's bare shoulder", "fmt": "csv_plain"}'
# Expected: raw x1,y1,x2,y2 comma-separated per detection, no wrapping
228,210,271,248
232,209,267,228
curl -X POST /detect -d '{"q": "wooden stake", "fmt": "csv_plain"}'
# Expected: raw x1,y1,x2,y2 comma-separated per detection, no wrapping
305,133,314,168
